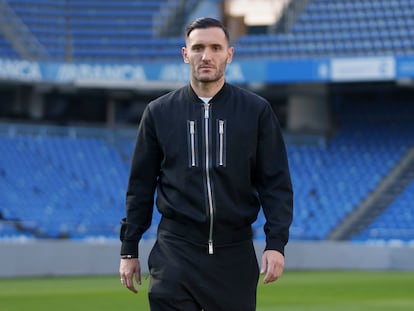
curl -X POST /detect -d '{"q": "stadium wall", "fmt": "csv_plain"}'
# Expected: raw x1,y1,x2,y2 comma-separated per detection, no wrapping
1,240,414,277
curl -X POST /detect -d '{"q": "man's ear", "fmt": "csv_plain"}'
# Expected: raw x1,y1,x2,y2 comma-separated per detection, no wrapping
182,47,189,63
227,46,234,64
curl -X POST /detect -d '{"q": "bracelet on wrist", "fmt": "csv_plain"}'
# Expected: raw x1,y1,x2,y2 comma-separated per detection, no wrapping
120,255,138,259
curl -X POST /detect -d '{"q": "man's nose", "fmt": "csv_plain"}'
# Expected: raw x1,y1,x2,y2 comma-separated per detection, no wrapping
202,49,212,61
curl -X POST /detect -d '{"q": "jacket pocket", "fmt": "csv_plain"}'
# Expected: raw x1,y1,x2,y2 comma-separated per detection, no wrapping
187,120,199,167
216,119,226,167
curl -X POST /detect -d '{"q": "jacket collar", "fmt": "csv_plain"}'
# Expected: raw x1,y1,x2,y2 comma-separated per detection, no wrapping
186,82,230,104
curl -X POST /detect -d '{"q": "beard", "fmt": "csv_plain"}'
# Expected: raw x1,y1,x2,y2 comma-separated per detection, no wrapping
193,61,227,83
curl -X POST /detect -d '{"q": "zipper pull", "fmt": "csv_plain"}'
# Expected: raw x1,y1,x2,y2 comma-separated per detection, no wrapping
218,120,224,166
204,103,210,119
219,120,224,134
208,240,214,255
189,121,196,167
190,121,195,134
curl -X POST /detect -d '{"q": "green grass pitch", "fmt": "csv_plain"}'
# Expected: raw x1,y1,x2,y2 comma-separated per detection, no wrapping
1,270,413,311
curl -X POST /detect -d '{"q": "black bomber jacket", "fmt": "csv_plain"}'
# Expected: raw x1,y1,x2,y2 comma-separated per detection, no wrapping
120,83,293,257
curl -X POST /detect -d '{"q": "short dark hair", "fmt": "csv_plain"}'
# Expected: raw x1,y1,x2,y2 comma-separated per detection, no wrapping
185,17,230,42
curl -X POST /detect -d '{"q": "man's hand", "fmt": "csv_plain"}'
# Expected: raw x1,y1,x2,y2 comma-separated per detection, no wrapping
119,258,141,293
260,250,285,284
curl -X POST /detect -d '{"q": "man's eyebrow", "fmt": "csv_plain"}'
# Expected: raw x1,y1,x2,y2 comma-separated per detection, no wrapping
192,43,223,47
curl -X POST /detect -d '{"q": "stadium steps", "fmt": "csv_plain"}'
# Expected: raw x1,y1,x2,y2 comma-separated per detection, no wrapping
270,0,309,33
354,181,414,242
154,0,198,38
328,146,414,240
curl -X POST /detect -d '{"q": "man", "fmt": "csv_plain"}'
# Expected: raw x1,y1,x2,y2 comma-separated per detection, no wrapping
119,17,293,311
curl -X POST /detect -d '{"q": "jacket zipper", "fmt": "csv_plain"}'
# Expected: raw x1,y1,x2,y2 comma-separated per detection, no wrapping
203,102,214,255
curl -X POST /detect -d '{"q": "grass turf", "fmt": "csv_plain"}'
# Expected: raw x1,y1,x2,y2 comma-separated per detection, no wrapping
1,270,413,311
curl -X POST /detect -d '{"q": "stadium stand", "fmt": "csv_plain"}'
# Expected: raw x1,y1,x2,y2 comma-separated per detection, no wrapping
354,181,414,242
236,0,414,59
285,96,414,241
1,96,413,242
1,0,413,62
0,132,128,239
0,0,66,60
0,0,414,245
68,0,183,62
3,0,187,62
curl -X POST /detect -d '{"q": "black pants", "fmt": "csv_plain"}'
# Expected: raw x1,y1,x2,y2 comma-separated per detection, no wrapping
148,230,259,311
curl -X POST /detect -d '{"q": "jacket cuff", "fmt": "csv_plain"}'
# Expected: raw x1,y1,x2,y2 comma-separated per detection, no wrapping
264,239,286,256
120,240,139,258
